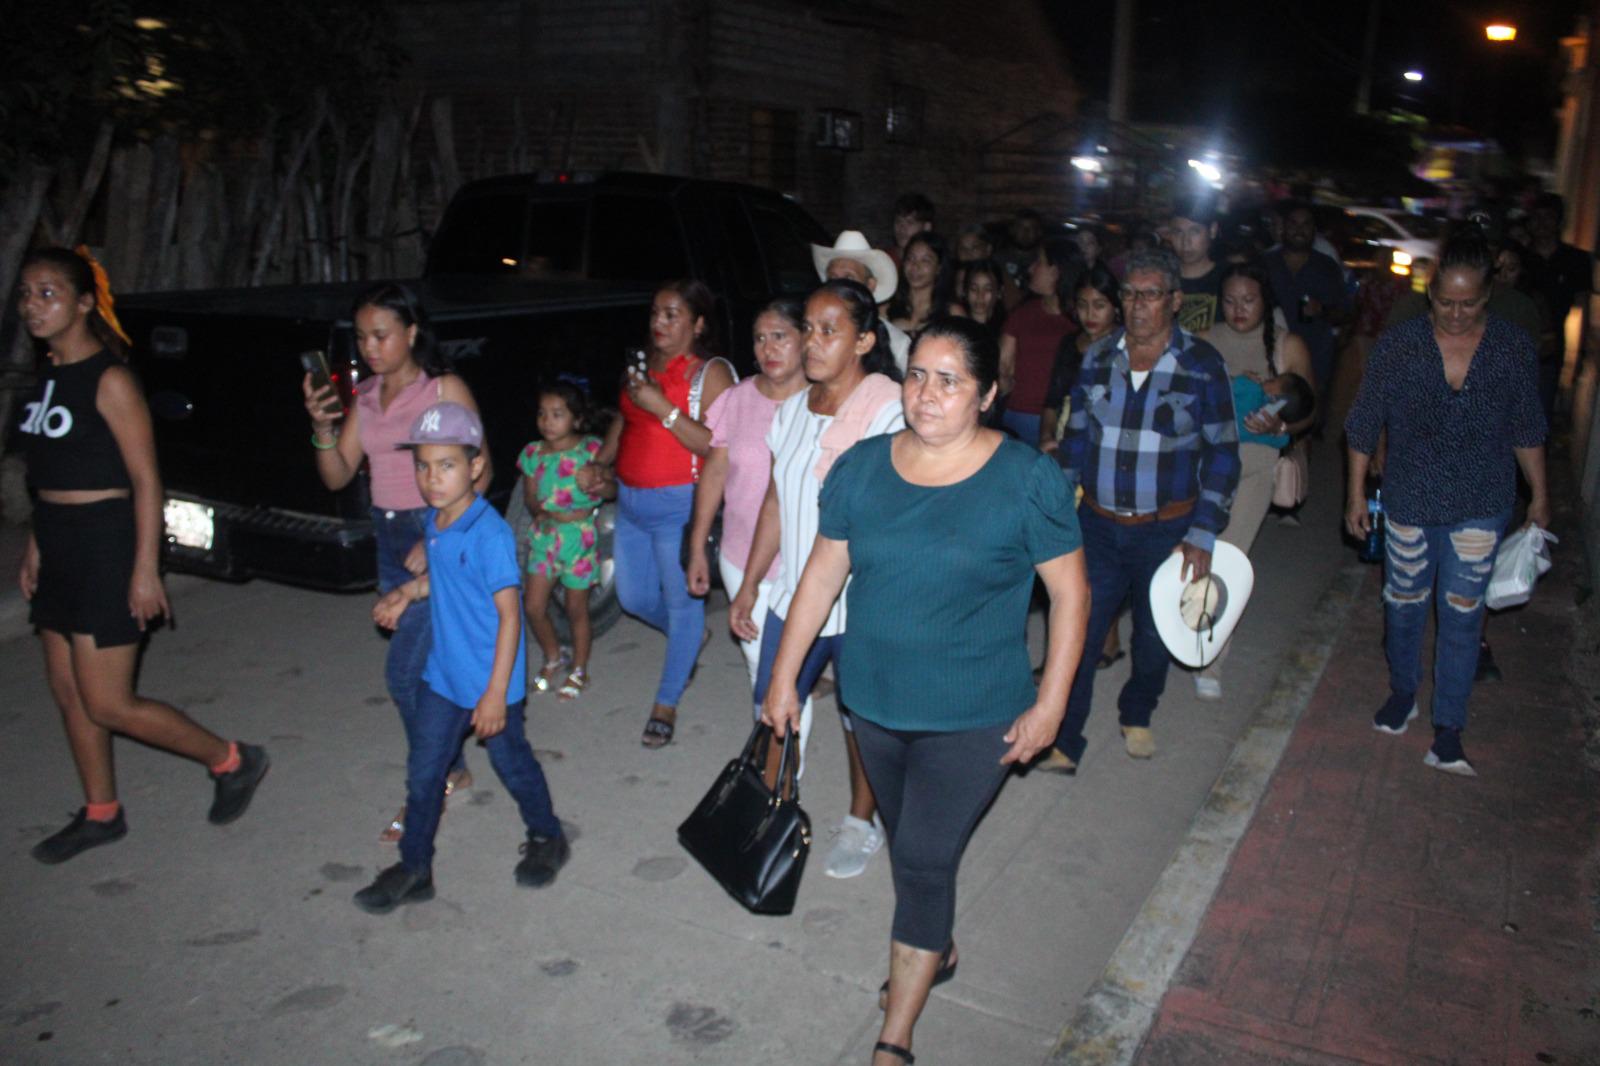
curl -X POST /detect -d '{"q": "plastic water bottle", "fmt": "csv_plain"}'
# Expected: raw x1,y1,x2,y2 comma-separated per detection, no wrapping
1359,483,1385,563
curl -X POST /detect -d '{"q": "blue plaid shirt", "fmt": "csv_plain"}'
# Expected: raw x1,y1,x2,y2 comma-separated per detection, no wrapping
1059,325,1240,551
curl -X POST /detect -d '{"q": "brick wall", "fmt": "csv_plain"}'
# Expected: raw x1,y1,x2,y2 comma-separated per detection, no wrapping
394,0,1078,240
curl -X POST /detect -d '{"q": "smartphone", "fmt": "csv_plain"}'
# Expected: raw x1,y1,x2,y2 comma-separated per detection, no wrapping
625,348,649,383
300,350,343,415
1255,396,1290,418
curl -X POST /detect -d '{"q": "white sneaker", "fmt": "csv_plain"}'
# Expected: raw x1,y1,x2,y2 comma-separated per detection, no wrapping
823,814,884,879
1194,676,1223,701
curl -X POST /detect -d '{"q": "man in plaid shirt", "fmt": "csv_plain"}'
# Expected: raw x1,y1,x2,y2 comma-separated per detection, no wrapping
1042,246,1240,772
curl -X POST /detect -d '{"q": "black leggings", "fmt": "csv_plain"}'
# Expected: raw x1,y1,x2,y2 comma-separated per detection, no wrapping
852,715,1012,952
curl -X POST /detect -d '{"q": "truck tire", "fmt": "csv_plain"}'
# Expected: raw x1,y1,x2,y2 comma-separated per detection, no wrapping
503,475,624,642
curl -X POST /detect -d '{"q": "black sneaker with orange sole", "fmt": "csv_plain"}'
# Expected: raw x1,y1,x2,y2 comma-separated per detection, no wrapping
32,808,128,864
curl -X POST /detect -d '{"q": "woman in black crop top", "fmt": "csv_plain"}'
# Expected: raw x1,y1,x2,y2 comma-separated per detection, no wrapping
15,248,270,863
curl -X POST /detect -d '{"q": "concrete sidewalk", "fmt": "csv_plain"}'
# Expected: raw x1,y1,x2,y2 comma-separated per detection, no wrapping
0,446,1357,1065
1131,542,1600,1062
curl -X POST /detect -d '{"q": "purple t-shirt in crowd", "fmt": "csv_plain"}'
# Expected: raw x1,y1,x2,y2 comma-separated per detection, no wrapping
705,377,783,580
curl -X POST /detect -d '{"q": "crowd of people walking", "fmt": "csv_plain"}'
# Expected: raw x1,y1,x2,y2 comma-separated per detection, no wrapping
13,173,1575,1063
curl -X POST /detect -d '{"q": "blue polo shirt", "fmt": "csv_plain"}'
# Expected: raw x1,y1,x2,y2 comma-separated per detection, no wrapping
421,495,528,708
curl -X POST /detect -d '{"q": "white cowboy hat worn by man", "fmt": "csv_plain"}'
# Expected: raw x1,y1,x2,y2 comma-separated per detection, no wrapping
811,231,909,371
811,231,899,304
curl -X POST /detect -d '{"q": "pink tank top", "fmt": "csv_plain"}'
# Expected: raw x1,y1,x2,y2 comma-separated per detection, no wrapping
356,373,441,510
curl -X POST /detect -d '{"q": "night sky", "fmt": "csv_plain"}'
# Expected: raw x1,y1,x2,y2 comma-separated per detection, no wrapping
1047,0,1586,163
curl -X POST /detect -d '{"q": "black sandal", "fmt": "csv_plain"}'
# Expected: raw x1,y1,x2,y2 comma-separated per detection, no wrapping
874,1042,915,1064
641,714,675,749
879,943,956,1010
1096,649,1126,670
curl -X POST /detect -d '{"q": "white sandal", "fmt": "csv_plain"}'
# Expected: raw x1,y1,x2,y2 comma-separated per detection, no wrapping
532,648,573,693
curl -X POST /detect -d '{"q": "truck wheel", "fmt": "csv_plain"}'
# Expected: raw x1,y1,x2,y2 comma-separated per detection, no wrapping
504,476,624,643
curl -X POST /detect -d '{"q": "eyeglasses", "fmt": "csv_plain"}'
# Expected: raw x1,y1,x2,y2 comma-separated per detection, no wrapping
1120,286,1176,304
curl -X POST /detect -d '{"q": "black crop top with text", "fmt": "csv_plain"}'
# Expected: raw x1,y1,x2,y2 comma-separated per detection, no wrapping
18,351,134,491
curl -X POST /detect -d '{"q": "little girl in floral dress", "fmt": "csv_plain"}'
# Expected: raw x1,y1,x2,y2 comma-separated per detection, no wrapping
518,382,611,699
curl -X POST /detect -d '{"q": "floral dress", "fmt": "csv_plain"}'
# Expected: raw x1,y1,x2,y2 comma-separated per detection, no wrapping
517,435,603,589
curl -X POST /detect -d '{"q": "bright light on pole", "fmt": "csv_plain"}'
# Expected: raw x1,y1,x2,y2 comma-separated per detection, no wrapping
1485,24,1516,42
1403,70,1424,82
1070,155,1104,174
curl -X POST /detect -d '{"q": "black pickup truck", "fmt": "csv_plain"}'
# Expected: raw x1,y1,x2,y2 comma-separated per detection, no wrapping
120,172,827,630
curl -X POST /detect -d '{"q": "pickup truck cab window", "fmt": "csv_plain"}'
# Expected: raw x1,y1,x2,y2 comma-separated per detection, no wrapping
428,192,529,275
588,194,688,281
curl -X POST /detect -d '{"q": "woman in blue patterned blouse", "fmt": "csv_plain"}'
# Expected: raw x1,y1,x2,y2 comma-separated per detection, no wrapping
1345,228,1549,777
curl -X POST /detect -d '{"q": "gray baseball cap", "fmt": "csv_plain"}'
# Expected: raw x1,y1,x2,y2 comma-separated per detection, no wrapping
398,401,484,448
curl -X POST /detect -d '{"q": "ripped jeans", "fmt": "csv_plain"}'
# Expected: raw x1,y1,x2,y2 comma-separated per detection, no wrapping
1382,511,1510,731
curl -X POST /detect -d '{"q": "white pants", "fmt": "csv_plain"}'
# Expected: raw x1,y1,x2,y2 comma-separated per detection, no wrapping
720,553,815,776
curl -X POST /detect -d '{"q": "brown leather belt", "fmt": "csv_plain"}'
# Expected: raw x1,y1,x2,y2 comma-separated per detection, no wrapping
1084,496,1197,526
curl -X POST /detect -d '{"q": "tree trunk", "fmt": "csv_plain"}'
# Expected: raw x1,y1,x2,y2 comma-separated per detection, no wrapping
231,118,277,286
105,142,155,287
0,158,53,313
59,120,115,247
393,100,426,275
0,157,55,444
250,94,327,286
431,96,462,204
146,135,183,291
339,131,373,281
366,103,402,277
178,163,220,289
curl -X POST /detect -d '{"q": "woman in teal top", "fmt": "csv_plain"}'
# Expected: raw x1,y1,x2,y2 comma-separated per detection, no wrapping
761,317,1089,1066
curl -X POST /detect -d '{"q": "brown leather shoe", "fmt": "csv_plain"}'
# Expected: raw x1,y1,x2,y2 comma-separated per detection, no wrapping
1121,726,1156,759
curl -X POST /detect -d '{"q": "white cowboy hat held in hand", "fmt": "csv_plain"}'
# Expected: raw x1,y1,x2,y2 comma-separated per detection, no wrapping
1149,541,1255,669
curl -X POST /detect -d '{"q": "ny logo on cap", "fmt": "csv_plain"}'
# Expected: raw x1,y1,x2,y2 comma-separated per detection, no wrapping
418,409,442,434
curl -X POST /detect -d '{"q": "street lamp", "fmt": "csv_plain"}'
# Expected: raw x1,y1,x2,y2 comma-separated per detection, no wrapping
1403,70,1424,82
1485,24,1517,42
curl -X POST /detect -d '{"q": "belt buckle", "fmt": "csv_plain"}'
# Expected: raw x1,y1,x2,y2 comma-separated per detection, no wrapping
1113,508,1137,518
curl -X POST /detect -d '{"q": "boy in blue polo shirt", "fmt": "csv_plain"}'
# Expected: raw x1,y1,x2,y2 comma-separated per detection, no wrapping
355,402,570,914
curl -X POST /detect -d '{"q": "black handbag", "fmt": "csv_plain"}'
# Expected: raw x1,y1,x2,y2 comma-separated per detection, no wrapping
677,723,811,915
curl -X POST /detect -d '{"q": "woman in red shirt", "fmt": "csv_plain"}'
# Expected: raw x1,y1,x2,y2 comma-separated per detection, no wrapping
998,237,1078,446
583,281,734,747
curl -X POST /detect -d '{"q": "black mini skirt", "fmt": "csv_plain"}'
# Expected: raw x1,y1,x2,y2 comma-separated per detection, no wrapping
30,498,142,648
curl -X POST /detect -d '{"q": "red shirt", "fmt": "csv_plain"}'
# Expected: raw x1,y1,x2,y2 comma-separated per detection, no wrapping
616,353,699,488
1003,298,1075,414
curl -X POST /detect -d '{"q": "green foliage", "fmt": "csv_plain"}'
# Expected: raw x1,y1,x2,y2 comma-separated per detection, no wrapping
0,0,406,183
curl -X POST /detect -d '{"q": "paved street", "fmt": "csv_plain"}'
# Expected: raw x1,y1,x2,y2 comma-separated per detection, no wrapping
0,445,1479,1065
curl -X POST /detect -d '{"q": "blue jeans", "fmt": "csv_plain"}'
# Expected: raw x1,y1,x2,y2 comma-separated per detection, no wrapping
614,484,705,706
752,609,845,709
1383,511,1510,732
373,507,465,777
399,687,561,874
1053,507,1191,763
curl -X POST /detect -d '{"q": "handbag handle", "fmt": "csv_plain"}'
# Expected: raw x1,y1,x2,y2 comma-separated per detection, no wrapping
686,356,737,482
736,722,803,806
